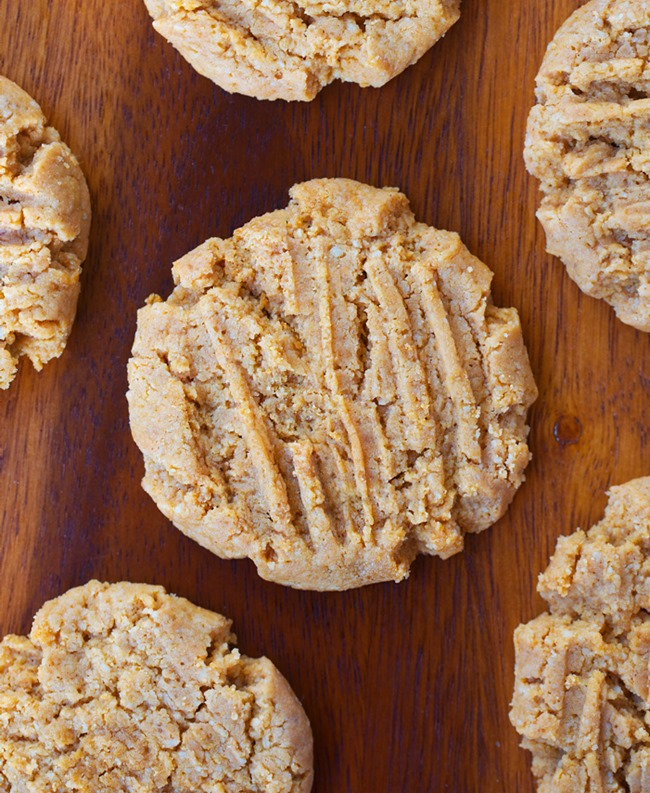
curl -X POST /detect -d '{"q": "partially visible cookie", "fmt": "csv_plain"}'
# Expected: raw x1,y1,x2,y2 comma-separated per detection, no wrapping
127,178,537,591
511,477,650,792
525,0,650,331
0,76,91,389
143,0,460,101
0,581,313,793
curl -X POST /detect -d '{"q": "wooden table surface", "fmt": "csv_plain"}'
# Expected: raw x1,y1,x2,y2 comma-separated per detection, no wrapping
1,1,648,790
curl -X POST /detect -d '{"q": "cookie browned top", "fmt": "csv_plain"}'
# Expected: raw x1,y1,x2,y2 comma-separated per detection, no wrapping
0,581,313,793
127,179,537,591
511,478,650,792
0,76,91,388
143,0,459,101
525,0,650,331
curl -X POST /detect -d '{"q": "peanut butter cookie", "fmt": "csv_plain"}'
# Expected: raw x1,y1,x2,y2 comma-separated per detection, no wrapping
0,76,91,388
143,0,460,101
525,0,650,331
511,477,650,792
0,581,313,793
127,179,537,590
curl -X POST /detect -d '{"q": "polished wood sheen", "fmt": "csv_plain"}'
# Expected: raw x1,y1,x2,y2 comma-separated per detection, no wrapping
0,1,647,790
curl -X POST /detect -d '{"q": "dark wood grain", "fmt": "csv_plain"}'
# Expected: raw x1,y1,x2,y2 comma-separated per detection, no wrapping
1,1,648,790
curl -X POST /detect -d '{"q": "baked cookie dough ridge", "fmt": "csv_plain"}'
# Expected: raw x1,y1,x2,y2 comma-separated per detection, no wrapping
511,477,650,792
144,0,460,101
0,76,91,387
0,581,313,792
128,180,536,589
525,0,650,330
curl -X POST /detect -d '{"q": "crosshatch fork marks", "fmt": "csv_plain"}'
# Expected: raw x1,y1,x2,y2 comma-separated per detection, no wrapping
127,178,538,590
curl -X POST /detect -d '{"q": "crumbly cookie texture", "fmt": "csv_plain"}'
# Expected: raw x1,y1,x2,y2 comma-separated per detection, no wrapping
0,581,313,793
511,477,650,792
525,0,650,331
127,178,537,591
143,0,460,101
0,76,90,389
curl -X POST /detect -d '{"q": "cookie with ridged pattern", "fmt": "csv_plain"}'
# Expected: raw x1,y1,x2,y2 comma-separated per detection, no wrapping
511,477,650,792
0,76,91,388
525,0,650,331
142,0,460,101
0,581,313,793
127,178,537,590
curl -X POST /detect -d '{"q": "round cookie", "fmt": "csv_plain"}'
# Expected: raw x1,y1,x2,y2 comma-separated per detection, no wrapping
511,477,650,792
0,581,313,793
127,179,537,591
0,76,91,389
525,0,650,331
143,0,460,101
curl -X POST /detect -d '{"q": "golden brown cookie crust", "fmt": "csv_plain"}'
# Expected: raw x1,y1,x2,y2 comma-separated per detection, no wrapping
525,0,650,331
511,477,650,792
0,76,91,388
143,0,460,101
127,178,537,591
0,581,313,793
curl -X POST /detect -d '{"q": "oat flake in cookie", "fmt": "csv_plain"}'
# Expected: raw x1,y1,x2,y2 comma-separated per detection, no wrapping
0,581,313,793
525,0,650,331
0,76,91,388
143,0,460,101
511,477,650,792
127,178,537,591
